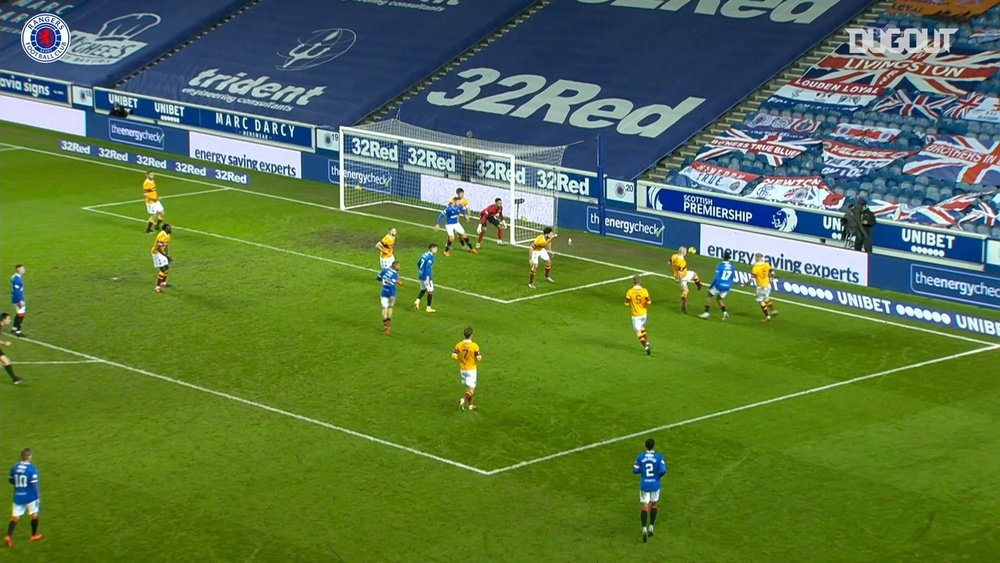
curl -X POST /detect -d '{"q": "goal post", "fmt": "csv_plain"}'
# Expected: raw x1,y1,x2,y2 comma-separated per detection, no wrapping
338,120,569,246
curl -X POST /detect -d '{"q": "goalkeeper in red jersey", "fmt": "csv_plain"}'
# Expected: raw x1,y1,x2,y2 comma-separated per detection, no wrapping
476,198,507,248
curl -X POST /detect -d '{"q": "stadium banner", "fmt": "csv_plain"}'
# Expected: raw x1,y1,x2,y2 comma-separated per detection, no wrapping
398,0,873,180
57,139,251,185
118,0,537,129
605,178,636,206
700,223,869,285
908,264,1000,310
586,207,663,246
0,94,85,136
92,88,314,149
771,276,1000,339
86,112,190,155
902,135,1000,185
0,2,82,51
0,0,250,86
316,128,340,154
189,131,301,179
943,93,1000,124
640,182,986,264
989,239,1000,269
0,71,71,106
73,85,94,107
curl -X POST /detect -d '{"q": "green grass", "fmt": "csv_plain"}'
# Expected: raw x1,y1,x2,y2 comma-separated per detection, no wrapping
1,123,999,561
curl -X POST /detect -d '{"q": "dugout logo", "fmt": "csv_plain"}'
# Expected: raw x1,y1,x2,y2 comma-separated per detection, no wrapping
60,13,161,66
21,13,71,64
276,28,356,71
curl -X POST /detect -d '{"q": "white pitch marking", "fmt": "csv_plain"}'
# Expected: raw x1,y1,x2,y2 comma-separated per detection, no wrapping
504,274,640,304
19,337,490,475
84,187,231,209
23,139,984,341
14,360,101,365
485,344,1000,475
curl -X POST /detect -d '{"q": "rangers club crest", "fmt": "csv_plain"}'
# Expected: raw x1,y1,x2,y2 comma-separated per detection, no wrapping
21,13,71,64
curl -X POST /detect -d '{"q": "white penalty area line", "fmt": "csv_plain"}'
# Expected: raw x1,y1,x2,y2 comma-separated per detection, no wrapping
485,343,1000,475
0,146,22,152
83,187,231,209
20,337,490,476
15,360,100,365
17,141,995,341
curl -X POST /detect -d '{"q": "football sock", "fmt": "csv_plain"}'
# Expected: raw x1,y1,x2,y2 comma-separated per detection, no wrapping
29,517,37,535
477,232,486,244
544,265,551,278
458,238,466,248
157,272,168,287
416,289,426,300
156,216,163,229
720,304,727,313
650,504,658,525
426,293,433,306
13,314,23,331
640,508,648,527
638,330,648,347
445,241,453,252
681,296,687,308
146,220,154,233
497,228,504,241
6,519,15,536
704,305,711,313
382,317,389,328
529,272,536,284
4,365,17,381
761,304,769,317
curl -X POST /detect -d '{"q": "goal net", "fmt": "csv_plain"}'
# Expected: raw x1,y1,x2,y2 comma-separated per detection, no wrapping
339,119,570,245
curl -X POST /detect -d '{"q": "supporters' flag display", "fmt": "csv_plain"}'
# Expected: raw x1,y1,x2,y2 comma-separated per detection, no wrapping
936,190,999,211
745,114,822,139
905,205,964,226
746,176,845,210
970,28,1000,46
957,200,999,228
830,123,902,144
808,44,1000,96
821,140,913,179
867,199,911,220
942,92,1000,123
903,135,1000,184
696,128,818,167
764,77,884,114
674,162,760,195
871,89,955,119
888,0,1000,20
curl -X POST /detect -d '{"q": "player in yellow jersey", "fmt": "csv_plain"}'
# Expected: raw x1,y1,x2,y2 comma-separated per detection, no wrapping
449,188,470,221
528,227,556,289
151,224,172,293
625,274,652,355
451,326,482,411
375,227,397,270
751,253,778,322
143,171,165,234
669,246,702,314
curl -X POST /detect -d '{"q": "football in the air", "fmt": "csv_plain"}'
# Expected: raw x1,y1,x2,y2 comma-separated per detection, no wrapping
689,247,697,255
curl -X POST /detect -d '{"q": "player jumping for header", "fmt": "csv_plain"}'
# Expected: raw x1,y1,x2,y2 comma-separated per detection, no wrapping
669,246,701,314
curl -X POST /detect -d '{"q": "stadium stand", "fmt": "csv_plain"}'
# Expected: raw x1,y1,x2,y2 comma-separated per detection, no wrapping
117,0,538,128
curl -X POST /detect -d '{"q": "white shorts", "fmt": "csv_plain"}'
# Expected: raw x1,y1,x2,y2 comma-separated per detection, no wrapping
755,285,771,302
146,201,164,215
675,271,695,285
639,490,660,504
14,304,26,315
380,295,397,308
421,278,434,292
445,223,465,238
460,369,477,389
631,315,647,332
708,287,729,299
12,500,39,518
530,249,550,267
152,253,169,268
380,256,395,270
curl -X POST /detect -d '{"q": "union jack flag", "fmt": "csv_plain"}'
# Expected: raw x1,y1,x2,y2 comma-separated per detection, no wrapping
807,44,1000,96
695,128,818,167
941,92,1000,122
871,89,954,119
903,135,1000,184
936,189,998,211
904,205,963,226
957,200,998,228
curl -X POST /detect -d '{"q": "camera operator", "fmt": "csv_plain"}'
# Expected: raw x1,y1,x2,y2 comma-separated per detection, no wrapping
841,198,860,249
852,197,876,253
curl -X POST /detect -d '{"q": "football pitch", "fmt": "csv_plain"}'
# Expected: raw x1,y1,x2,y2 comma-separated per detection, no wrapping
1,124,999,561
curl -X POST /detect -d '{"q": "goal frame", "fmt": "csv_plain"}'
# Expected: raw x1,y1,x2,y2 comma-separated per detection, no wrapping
339,125,544,245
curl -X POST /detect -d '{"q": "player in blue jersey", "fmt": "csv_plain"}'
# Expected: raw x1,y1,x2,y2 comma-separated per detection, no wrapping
632,438,667,543
5,448,41,547
10,265,26,337
376,261,402,335
0,313,24,384
435,202,477,257
700,250,735,320
413,243,439,313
